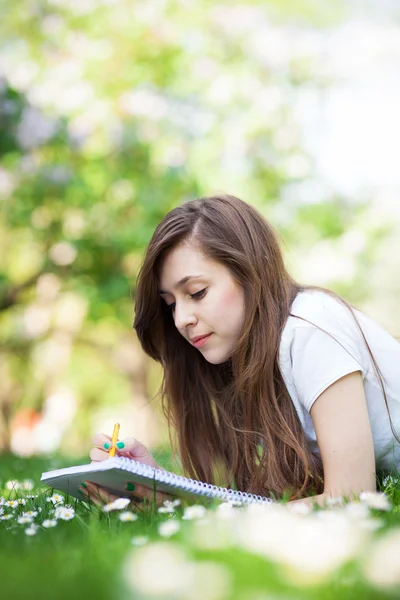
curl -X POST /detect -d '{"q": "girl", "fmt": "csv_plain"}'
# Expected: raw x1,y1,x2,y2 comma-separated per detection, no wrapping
84,194,400,507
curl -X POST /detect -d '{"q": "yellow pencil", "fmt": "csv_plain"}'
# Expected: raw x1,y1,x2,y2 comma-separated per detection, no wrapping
109,423,120,457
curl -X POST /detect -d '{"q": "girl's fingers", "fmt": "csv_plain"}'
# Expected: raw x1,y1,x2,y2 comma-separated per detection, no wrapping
80,481,119,507
89,447,108,462
92,432,112,447
91,433,159,468
88,433,166,505
80,479,173,508
129,482,173,506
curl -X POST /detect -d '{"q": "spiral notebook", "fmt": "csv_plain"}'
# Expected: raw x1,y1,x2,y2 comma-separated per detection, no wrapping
40,456,272,505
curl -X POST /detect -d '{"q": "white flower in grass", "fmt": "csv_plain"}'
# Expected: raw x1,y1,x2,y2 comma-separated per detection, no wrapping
191,514,235,550
54,506,75,520
217,502,233,510
22,510,38,518
237,504,369,584
182,505,207,520
158,500,180,513
359,491,391,511
382,474,397,488
42,519,57,528
0,497,5,505
158,499,180,513
103,498,131,512
217,502,241,519
26,494,38,499
343,502,370,519
18,516,34,524
362,528,400,588
17,498,27,506
119,511,138,522
285,502,312,515
25,525,38,536
6,480,21,490
0,514,13,520
158,520,181,538
123,542,232,599
360,519,384,532
325,496,344,508
48,494,64,505
131,536,148,546
123,542,192,596
5,500,19,508
21,480,34,491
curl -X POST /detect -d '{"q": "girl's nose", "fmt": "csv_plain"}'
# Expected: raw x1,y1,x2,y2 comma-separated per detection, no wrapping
173,303,197,330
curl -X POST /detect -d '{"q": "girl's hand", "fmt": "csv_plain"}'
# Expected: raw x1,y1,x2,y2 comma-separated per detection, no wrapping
89,432,160,468
80,432,173,508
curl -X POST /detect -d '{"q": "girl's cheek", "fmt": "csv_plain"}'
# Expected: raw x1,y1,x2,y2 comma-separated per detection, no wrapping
212,286,245,322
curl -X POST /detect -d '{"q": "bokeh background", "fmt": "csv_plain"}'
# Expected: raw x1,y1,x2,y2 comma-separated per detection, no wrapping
1,0,400,461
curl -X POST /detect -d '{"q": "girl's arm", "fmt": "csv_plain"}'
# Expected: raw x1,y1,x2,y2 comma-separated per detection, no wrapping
290,371,376,507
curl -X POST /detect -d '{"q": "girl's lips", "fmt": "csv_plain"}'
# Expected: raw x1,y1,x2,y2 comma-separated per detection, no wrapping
192,334,212,348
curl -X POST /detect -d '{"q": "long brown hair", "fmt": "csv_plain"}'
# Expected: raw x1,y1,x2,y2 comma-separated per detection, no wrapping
133,194,398,500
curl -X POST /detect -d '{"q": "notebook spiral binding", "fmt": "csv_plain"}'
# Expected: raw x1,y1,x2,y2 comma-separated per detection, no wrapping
114,456,271,505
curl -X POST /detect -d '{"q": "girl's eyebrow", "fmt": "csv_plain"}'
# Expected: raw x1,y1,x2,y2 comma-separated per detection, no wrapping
159,275,204,295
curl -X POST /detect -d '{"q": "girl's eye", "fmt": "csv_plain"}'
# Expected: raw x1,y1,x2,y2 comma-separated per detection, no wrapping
191,288,207,300
165,288,207,312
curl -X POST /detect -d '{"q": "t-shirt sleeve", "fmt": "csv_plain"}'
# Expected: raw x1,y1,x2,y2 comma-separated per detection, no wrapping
289,323,365,413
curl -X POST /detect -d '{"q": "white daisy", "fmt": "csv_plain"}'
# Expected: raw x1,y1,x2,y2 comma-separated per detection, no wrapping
119,511,138,522
158,520,181,538
42,519,57,528
167,499,181,507
22,480,34,491
286,502,312,515
54,506,75,521
158,506,175,514
182,505,207,520
0,514,13,520
325,496,344,508
5,500,19,508
103,498,131,512
5,480,21,490
25,525,38,536
17,498,27,506
158,499,181,513
17,516,34,524
359,492,392,511
22,510,38,518
47,494,64,505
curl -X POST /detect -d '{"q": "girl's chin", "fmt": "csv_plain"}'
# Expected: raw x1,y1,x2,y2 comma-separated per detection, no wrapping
200,347,231,365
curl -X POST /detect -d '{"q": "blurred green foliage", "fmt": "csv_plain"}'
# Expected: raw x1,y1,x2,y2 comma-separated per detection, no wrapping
0,0,394,455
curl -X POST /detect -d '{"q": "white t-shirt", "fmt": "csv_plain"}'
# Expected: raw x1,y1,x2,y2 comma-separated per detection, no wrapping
279,290,400,473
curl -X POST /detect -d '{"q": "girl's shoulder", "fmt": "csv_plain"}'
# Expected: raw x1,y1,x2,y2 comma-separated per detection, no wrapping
287,289,352,331
281,288,400,359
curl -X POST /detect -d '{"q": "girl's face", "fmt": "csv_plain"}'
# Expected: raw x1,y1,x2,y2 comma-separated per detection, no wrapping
159,243,246,364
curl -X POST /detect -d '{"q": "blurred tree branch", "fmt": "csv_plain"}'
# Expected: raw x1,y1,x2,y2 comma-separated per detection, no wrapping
0,270,46,313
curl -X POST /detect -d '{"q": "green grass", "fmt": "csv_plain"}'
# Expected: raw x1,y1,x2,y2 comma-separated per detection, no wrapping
1,454,400,600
